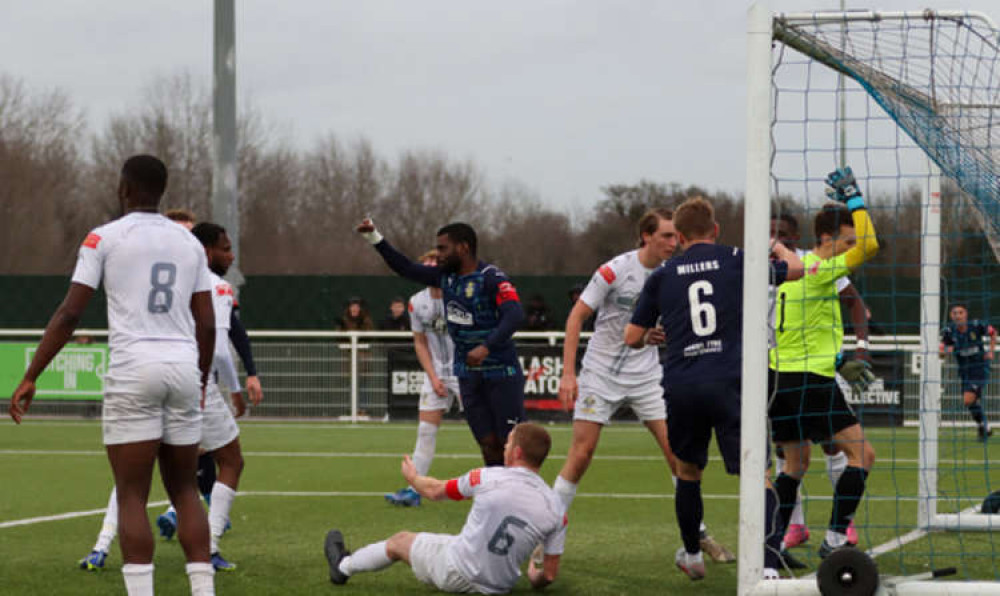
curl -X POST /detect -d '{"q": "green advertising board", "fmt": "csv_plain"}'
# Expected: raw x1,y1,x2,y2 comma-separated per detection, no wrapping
0,343,107,401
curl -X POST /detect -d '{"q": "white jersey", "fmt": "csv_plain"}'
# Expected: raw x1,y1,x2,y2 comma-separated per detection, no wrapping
71,212,213,369
409,288,455,381
578,249,661,384
767,248,851,348
209,271,241,394
445,467,566,594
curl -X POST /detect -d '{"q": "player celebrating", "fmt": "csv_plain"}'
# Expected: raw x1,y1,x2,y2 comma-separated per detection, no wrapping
770,212,871,549
386,249,462,507
625,197,802,580
940,304,997,440
9,156,217,595
553,208,733,563
769,167,880,559
324,423,564,593
357,220,525,465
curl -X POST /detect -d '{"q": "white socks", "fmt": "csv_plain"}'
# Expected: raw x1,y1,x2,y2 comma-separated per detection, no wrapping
825,530,848,548
339,541,392,576
208,482,237,554
553,475,578,511
412,421,438,477
122,563,154,596
826,451,848,487
186,562,215,596
94,487,118,553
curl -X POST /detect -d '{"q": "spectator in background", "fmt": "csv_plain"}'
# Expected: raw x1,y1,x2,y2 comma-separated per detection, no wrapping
339,297,374,331
524,294,553,331
568,284,594,332
380,296,411,331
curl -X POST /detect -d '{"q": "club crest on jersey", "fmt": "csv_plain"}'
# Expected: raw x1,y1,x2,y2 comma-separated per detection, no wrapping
579,395,597,415
465,281,476,298
808,261,821,276
216,283,234,297
446,302,473,326
971,332,977,340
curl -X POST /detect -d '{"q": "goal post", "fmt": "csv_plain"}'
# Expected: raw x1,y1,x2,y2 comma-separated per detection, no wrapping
741,5,1000,595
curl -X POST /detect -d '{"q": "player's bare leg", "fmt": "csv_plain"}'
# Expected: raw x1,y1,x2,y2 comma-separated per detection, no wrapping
553,420,603,511
479,433,504,466
160,442,215,595
207,438,244,569
107,440,159,567
822,424,875,556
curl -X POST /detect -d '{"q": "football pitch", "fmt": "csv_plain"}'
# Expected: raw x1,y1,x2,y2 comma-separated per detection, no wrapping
2,420,1000,594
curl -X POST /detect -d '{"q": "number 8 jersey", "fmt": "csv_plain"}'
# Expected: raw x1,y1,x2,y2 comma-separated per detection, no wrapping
72,212,213,369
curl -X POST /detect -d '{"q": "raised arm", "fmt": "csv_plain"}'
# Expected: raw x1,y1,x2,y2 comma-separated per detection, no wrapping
825,167,879,271
356,219,441,287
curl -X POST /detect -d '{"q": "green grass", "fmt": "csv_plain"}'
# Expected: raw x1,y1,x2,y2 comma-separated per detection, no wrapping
2,420,1000,594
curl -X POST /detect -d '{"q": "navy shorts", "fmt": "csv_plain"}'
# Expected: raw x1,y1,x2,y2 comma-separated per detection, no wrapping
961,370,988,399
459,370,526,443
666,379,741,475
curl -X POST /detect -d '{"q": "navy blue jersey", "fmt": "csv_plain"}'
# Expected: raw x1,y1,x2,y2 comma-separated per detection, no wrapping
631,243,787,386
375,241,524,379
941,320,995,379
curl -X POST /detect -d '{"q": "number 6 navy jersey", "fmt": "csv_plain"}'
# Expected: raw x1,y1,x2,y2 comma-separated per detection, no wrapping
631,243,787,387
71,212,213,369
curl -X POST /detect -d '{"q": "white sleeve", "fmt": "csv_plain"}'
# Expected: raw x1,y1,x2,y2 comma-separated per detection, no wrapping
194,249,213,293
543,518,568,555
409,297,424,333
578,264,616,311
70,232,106,289
214,335,242,392
835,275,852,293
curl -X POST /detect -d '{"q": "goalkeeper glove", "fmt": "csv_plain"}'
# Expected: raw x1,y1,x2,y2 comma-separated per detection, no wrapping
825,166,866,212
358,218,384,245
838,358,876,397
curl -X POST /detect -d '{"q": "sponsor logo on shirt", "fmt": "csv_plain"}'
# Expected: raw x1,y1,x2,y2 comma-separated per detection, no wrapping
469,468,482,487
808,262,821,276
599,265,616,284
446,302,474,326
82,233,101,249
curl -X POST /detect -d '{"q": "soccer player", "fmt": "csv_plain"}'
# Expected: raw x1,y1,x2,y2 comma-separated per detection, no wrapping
385,249,462,507
9,155,217,595
770,212,871,548
625,196,802,580
553,208,733,563
324,423,565,593
357,219,525,465
940,303,997,440
769,167,880,559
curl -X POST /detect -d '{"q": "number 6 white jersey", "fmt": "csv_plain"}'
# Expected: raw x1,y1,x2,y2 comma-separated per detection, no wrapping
578,249,661,384
71,212,213,369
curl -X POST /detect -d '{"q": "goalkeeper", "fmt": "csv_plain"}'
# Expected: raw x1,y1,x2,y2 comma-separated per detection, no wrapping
768,167,879,559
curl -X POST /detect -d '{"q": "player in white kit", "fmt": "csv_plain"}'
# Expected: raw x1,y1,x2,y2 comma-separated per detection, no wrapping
325,423,564,594
9,156,217,596
386,249,463,507
553,208,734,563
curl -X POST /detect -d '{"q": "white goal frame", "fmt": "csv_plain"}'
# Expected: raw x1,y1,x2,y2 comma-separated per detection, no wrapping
741,4,1000,594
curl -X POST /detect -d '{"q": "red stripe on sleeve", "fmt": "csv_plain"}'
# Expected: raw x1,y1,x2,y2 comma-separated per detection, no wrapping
445,479,464,501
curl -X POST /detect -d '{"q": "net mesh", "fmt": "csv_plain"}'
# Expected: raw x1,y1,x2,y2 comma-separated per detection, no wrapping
770,11,1000,580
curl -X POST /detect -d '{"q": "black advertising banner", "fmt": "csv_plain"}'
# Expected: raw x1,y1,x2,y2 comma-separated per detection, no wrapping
835,350,905,427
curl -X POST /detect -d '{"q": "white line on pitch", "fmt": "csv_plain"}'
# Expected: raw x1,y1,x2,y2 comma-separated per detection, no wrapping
0,448,991,466
0,500,170,530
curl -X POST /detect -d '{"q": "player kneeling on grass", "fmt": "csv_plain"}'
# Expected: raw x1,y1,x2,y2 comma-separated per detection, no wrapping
625,196,803,580
325,422,565,593
769,167,880,560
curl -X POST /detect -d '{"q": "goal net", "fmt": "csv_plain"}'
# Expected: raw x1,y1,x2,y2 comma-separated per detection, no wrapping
741,5,1000,594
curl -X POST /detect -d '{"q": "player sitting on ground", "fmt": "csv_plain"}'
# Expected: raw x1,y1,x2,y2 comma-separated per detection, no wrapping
769,212,871,550
769,167,880,560
625,196,803,580
553,208,734,563
386,249,463,507
358,219,526,466
324,422,565,594
940,303,997,441
10,155,218,595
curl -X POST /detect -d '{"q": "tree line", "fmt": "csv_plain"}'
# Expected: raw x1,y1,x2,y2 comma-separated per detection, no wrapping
0,72,993,276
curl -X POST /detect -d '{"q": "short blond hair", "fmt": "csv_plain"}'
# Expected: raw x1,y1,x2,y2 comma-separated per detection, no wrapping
165,208,196,224
418,249,439,263
673,196,715,240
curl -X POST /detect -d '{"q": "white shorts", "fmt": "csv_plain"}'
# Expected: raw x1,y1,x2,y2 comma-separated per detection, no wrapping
102,361,201,446
410,533,475,593
200,382,240,452
574,369,666,424
419,377,462,412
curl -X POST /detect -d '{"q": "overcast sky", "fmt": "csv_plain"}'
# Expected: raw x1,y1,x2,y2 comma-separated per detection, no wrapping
2,1,997,211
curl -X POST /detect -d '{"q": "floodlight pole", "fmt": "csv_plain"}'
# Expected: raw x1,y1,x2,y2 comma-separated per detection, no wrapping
212,0,242,286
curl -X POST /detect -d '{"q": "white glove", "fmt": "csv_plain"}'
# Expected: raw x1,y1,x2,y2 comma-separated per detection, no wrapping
358,218,384,245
